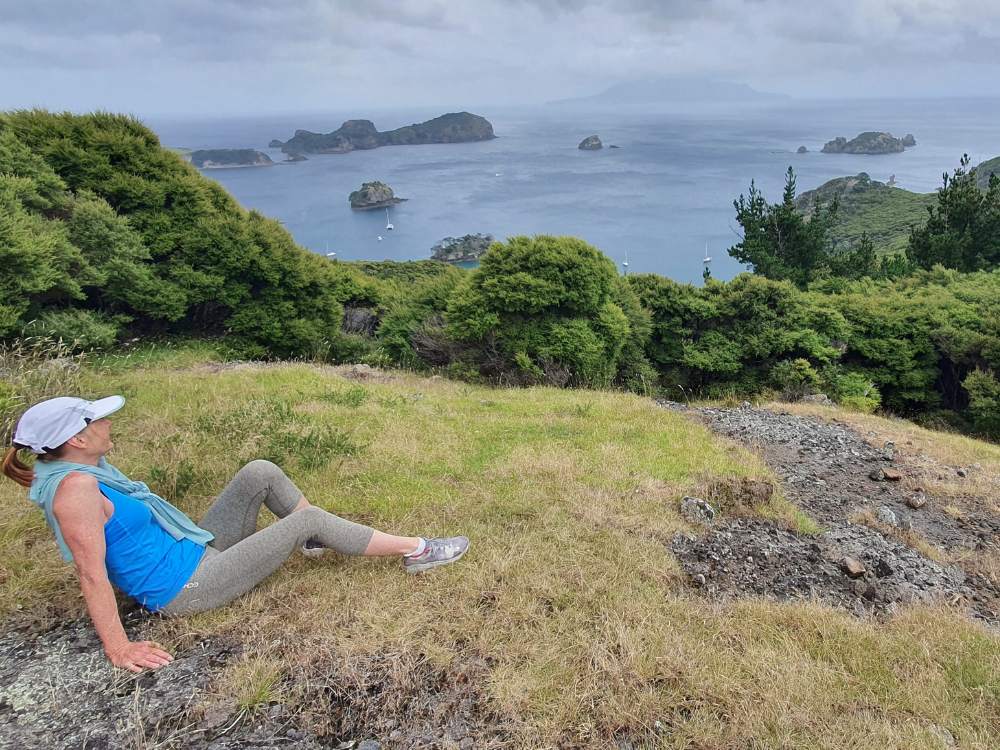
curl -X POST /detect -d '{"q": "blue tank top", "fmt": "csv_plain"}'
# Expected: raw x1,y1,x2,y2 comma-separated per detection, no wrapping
100,483,205,611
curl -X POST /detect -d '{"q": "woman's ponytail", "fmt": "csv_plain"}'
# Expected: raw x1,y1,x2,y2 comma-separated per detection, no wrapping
2,445,34,488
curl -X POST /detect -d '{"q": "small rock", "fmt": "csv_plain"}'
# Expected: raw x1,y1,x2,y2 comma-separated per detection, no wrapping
680,496,717,526
358,742,382,750
460,739,475,750
869,468,885,482
874,558,894,578
882,468,902,481
928,724,956,747
877,506,898,527
692,573,706,587
956,467,967,477
899,518,914,532
906,494,926,510
801,393,832,405
842,556,866,579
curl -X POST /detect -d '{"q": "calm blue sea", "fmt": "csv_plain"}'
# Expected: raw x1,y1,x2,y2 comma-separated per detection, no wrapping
148,99,1000,284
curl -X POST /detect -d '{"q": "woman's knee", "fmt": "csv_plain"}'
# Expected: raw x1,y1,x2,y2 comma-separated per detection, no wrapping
239,459,286,484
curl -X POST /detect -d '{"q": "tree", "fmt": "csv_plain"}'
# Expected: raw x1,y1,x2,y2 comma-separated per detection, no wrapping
908,154,1000,272
729,167,843,287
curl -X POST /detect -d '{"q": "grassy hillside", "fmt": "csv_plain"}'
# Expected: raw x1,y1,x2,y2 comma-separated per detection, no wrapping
796,173,935,255
977,156,1000,191
2,346,997,748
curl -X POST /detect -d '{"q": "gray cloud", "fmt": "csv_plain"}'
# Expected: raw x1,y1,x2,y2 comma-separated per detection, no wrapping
2,0,999,115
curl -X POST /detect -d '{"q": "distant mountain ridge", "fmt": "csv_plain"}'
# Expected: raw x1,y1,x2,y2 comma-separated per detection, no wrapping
547,77,788,109
275,112,495,155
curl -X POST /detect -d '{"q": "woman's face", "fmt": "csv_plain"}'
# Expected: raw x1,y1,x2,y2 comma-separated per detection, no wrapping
81,417,114,455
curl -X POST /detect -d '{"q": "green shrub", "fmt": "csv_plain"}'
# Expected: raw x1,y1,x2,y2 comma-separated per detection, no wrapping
964,369,1000,438
21,309,120,350
446,236,639,389
770,358,821,401
826,369,882,413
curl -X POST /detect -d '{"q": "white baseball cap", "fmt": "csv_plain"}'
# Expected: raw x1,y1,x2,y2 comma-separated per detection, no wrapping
13,396,125,455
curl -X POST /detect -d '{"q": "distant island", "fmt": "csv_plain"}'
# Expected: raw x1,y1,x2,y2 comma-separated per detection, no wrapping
274,112,495,155
349,181,406,210
188,149,273,168
578,135,602,150
430,234,495,263
821,132,913,155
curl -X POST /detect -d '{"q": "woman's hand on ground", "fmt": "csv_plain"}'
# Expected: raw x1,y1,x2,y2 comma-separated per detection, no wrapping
106,640,173,672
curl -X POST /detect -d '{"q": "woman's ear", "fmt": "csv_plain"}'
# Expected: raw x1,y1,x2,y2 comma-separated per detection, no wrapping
65,432,87,450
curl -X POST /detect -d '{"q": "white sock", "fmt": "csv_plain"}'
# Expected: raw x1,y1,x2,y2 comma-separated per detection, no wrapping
405,538,427,557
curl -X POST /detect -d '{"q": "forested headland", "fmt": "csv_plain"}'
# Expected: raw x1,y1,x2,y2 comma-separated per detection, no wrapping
3,110,999,439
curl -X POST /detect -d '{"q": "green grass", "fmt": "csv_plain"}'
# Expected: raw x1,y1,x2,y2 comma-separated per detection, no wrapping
827,186,935,255
1,346,997,748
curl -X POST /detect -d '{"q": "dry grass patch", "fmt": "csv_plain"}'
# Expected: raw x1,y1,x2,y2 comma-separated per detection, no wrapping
1,352,998,748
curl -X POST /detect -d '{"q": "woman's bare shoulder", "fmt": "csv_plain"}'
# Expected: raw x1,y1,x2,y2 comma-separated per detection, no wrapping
53,472,102,510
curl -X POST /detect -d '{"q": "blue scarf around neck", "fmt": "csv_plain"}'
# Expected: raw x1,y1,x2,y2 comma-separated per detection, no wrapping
29,457,214,562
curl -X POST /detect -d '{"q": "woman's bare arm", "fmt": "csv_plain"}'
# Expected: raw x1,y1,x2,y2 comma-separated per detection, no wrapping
53,473,173,672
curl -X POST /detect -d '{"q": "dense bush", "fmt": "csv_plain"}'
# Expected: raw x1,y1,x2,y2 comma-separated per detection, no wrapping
963,369,1000,438
627,272,846,398
21,308,121,350
0,110,372,356
445,235,652,388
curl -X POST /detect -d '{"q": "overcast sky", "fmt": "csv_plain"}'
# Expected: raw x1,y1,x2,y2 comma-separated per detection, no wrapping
3,0,1000,117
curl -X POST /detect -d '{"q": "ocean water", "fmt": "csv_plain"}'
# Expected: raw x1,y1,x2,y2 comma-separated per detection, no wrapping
148,98,1000,284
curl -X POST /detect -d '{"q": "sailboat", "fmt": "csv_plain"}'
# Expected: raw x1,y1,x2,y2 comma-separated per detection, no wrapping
385,208,394,231
702,242,712,265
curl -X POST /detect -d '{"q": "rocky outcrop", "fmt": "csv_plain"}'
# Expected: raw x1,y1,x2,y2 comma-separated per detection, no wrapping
268,139,284,148
902,134,916,147
285,153,308,162
665,401,999,625
797,145,808,154
578,135,603,150
278,113,495,155
430,234,495,263
188,149,273,168
349,181,406,210
821,132,907,155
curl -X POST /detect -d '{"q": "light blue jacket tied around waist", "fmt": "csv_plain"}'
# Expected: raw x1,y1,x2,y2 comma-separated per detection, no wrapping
29,458,214,562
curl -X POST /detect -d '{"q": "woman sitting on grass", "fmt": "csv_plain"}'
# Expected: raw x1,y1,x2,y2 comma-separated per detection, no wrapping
2,395,469,673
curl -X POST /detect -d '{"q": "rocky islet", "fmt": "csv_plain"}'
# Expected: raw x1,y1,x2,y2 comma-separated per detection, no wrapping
188,149,273,168
349,181,406,210
820,131,912,155
273,112,495,156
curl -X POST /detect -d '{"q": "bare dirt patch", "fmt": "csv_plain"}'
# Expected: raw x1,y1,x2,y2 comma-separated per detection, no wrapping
663,401,1000,627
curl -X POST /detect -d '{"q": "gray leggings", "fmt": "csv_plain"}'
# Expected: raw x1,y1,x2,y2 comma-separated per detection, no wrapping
160,460,375,616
